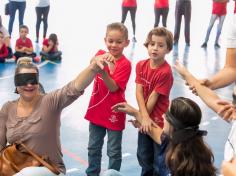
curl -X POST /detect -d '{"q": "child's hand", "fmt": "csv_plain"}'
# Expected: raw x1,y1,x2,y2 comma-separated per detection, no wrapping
128,119,140,128
90,55,107,72
140,114,158,134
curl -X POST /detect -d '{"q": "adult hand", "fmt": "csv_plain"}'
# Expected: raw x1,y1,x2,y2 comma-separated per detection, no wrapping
221,156,236,176
112,102,136,116
217,100,236,121
128,119,141,128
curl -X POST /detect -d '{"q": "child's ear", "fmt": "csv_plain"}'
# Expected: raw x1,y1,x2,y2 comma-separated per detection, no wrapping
125,39,130,47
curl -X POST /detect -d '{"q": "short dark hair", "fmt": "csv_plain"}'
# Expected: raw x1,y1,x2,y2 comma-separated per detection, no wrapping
19,25,29,32
106,22,128,40
144,27,173,51
48,33,58,44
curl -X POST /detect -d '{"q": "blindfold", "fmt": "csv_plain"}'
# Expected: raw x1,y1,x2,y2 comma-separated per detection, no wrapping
165,110,207,144
14,73,39,87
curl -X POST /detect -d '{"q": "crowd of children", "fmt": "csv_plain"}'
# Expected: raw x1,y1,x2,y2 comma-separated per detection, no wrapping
0,0,236,176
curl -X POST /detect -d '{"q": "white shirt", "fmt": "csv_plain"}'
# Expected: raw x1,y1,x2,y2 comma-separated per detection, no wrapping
36,0,50,7
224,14,236,161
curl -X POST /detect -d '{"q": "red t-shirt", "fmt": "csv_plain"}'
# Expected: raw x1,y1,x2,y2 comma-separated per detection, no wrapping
234,1,236,14
85,50,132,131
15,37,33,49
0,44,8,58
122,0,137,7
135,59,173,128
155,0,169,8
212,1,227,16
43,38,56,52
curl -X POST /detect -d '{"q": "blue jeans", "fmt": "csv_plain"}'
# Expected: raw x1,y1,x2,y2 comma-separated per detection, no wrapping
13,167,64,176
8,1,26,36
137,132,161,176
86,123,123,176
204,14,226,44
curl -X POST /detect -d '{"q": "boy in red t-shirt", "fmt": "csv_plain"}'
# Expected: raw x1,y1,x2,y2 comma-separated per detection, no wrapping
121,0,137,42
0,31,8,63
14,25,36,62
201,0,228,48
84,22,131,176
135,27,173,175
40,33,62,61
154,0,169,27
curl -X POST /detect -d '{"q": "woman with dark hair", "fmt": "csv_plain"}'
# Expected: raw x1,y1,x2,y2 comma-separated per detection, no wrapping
35,0,50,43
8,0,26,36
112,97,217,176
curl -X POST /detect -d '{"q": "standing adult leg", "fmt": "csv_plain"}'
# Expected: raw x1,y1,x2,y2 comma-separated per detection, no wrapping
36,7,43,42
174,1,183,44
183,1,191,45
215,15,226,47
8,1,17,36
162,7,169,27
202,15,217,47
130,7,137,36
137,132,154,176
107,129,123,171
86,123,106,176
42,6,50,39
154,8,161,27
121,6,129,23
18,1,26,26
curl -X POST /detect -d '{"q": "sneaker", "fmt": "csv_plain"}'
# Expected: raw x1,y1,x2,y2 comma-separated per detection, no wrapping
214,43,220,48
132,37,137,43
35,38,39,43
186,42,190,46
201,42,207,48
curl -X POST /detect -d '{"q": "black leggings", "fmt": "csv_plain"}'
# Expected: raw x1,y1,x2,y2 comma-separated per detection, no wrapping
154,7,169,27
36,6,50,39
121,6,137,35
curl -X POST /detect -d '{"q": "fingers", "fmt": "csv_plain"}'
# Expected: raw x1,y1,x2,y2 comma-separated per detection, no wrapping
111,102,126,112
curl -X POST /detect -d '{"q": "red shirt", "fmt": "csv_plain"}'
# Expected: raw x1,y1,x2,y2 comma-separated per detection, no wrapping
155,0,169,8
43,38,56,52
135,59,173,128
122,0,137,7
0,43,8,58
85,50,132,131
15,37,33,49
234,1,236,14
212,1,227,16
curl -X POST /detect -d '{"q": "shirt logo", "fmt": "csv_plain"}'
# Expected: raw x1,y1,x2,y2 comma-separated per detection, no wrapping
109,115,118,123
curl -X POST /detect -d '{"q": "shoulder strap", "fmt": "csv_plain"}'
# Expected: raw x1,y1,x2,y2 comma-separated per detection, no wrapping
19,142,61,175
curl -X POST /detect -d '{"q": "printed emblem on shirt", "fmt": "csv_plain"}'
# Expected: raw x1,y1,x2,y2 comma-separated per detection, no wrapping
109,115,118,123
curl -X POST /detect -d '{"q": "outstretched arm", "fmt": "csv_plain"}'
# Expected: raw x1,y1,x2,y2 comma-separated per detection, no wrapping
74,54,109,92
112,102,163,144
206,49,236,89
174,60,236,121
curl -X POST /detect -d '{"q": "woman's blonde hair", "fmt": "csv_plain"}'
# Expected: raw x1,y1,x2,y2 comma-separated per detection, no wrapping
15,57,39,75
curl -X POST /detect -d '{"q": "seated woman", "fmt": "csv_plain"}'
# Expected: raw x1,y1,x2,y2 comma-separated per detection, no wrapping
40,33,62,61
0,54,112,176
112,97,217,176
